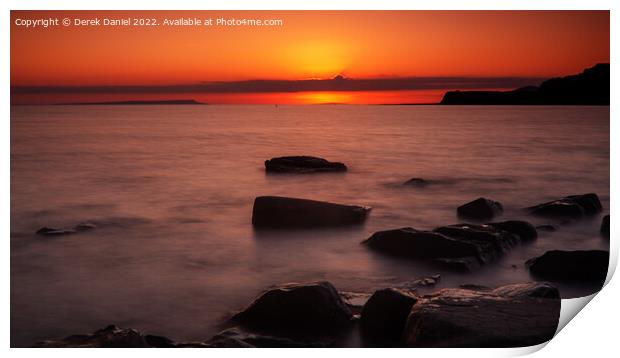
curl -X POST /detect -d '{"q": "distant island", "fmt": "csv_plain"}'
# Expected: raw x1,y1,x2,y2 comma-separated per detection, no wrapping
440,63,609,105
60,99,204,106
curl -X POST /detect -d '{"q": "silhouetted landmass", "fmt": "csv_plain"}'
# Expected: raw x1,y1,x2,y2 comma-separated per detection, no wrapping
441,63,609,105
60,99,204,105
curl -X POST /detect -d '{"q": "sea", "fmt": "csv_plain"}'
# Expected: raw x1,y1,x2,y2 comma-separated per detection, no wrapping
10,104,609,346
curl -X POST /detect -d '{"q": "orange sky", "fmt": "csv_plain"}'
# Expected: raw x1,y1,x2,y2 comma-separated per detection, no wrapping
10,10,609,104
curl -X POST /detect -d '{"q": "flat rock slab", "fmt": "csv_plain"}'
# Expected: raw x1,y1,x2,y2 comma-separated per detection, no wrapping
526,250,609,285
403,283,560,347
264,156,347,173
252,196,370,228
526,193,602,219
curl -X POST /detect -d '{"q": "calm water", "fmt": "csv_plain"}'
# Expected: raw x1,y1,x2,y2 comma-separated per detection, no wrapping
11,105,609,347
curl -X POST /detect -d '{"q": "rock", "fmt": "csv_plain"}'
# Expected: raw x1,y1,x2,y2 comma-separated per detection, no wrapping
363,222,531,271
403,283,560,347
232,281,353,338
33,325,149,348
264,156,347,173
362,227,480,259
252,196,370,228
399,274,441,289
403,178,429,187
536,224,558,232
457,197,503,220
361,288,419,344
527,193,602,219
486,220,538,241
433,223,521,263
144,334,177,348
459,284,491,291
491,282,559,299
74,222,97,231
526,250,609,285
206,327,327,348
601,215,610,237
35,227,77,236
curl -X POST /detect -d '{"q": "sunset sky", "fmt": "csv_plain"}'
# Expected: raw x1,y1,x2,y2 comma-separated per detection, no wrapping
10,10,609,104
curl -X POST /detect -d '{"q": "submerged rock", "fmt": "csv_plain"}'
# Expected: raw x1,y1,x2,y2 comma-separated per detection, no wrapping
536,224,558,232
74,222,97,231
361,288,418,344
403,178,429,187
526,193,602,219
206,327,327,348
457,197,503,220
232,281,353,338
264,156,347,173
363,221,533,271
35,227,77,236
601,215,610,237
526,250,609,285
403,283,560,347
33,325,150,348
252,196,370,228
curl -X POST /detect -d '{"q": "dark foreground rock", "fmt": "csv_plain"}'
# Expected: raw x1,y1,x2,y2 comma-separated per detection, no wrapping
33,325,150,348
361,288,418,344
232,281,353,339
363,221,535,271
252,196,370,228
526,193,602,219
526,250,609,285
264,156,347,173
457,197,503,220
601,215,610,237
403,283,560,347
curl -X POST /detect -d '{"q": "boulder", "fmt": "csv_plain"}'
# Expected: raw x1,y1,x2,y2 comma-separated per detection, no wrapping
601,215,610,237
35,227,77,236
252,196,370,228
362,227,479,259
527,193,602,219
361,288,418,344
457,197,503,220
526,250,609,285
487,220,538,241
363,222,531,271
403,283,560,347
264,156,346,173
232,281,353,338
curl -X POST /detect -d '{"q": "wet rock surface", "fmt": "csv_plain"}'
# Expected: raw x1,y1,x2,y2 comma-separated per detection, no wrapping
363,221,533,271
361,288,419,344
526,193,602,219
231,281,353,339
264,156,347,173
457,197,503,220
402,283,560,347
252,196,370,228
601,215,610,237
526,250,609,286
33,325,150,348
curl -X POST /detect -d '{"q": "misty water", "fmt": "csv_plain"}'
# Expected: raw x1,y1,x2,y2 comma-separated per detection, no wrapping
11,104,609,346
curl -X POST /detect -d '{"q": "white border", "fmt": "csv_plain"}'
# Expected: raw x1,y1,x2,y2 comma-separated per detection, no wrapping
3,1,617,357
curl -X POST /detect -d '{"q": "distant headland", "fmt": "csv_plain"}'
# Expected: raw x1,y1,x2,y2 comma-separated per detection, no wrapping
59,99,204,106
440,63,610,105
